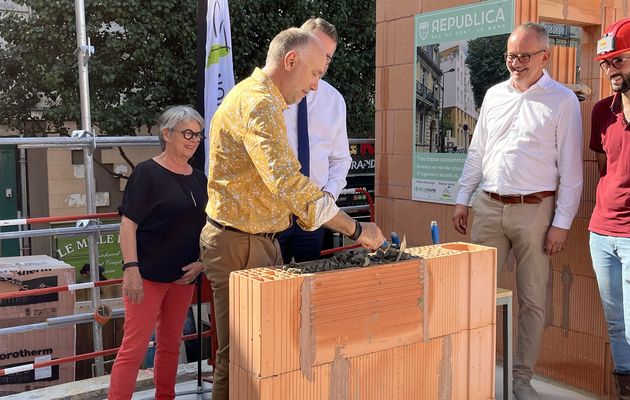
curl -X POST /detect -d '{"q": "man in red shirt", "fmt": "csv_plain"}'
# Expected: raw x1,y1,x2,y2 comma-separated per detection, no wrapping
591,17,630,399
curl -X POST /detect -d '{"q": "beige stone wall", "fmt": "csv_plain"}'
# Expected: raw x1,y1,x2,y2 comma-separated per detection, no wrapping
44,146,159,217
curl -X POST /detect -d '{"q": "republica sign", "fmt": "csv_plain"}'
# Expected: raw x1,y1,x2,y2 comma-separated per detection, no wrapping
415,0,513,46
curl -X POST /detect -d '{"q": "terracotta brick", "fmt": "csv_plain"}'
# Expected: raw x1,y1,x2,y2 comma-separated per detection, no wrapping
229,362,330,400
575,200,595,220
515,0,538,25
230,243,497,382
421,0,477,14
349,325,495,400
374,111,385,155
374,181,411,200
375,110,395,156
230,325,495,400
375,66,386,111
583,160,600,203
581,100,595,161
375,23,386,68
375,154,388,187
386,183,412,200
374,182,389,198
387,63,414,110
539,0,600,25
535,326,606,395
374,196,394,235
604,343,614,399
410,243,497,340
391,199,447,246
551,218,595,278
393,109,413,155
549,46,576,84
549,270,606,337
230,268,306,377
385,20,397,66
302,259,424,369
394,17,415,65
387,154,412,187
443,204,472,243
377,0,417,21
376,0,398,22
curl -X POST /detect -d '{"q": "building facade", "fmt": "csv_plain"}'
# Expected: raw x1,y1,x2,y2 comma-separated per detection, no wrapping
415,45,442,153
439,44,478,153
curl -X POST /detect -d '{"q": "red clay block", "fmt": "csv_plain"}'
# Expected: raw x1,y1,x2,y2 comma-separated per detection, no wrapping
549,270,606,337
394,17,415,65
229,242,497,398
551,218,595,278
301,259,424,372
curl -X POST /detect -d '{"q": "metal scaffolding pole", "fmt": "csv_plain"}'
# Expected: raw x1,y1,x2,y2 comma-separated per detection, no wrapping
0,223,120,240
73,0,107,376
0,136,160,148
18,148,30,255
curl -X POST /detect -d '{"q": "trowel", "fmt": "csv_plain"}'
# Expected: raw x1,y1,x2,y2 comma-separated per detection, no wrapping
378,233,407,261
396,234,407,262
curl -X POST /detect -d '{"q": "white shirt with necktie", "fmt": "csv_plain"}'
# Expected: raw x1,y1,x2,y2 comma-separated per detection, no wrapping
284,79,352,200
456,71,583,229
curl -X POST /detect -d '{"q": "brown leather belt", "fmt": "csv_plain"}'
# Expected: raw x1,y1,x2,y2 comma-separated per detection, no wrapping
207,217,278,240
484,190,555,204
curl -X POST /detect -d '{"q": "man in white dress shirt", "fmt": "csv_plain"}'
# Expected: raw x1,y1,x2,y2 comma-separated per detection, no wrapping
452,23,583,400
279,17,352,263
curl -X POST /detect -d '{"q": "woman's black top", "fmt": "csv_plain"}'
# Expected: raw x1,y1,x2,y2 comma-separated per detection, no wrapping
118,159,208,283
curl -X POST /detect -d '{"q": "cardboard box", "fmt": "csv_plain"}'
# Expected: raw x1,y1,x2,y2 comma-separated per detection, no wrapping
0,325,76,395
0,255,75,328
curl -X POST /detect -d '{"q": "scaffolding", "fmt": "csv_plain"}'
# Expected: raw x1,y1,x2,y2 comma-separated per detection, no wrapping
0,136,159,377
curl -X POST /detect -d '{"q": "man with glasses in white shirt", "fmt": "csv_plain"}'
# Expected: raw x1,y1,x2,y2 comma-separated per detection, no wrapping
590,17,630,400
452,23,583,400
280,17,352,263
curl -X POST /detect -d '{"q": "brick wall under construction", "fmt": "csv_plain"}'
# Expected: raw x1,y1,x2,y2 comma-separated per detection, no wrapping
229,243,497,400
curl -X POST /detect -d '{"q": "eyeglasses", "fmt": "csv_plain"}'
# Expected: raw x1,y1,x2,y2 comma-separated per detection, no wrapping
178,129,205,141
599,56,630,71
326,54,333,65
503,49,547,63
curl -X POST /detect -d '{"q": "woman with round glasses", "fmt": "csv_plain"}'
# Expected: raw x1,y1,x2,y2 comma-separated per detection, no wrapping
109,105,208,400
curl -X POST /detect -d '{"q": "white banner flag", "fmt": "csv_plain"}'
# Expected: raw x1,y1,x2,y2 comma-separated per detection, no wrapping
204,0,235,174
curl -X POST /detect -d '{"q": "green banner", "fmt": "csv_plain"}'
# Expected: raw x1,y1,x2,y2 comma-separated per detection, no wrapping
412,0,514,204
55,228,122,281
415,0,514,46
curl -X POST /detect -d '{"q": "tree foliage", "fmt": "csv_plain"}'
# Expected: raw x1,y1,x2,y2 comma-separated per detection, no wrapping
465,34,510,109
229,0,376,137
0,0,198,135
0,0,375,137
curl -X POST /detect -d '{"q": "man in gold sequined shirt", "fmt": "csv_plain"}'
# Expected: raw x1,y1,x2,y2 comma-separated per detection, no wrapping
199,28,386,399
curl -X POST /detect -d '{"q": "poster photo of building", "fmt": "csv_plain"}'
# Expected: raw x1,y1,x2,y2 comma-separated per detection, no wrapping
412,0,514,203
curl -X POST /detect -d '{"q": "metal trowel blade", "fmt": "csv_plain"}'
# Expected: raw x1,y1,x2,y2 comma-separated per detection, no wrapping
396,235,407,262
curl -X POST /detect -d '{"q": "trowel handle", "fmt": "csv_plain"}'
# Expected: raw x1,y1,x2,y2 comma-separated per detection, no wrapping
431,221,439,244
390,232,400,246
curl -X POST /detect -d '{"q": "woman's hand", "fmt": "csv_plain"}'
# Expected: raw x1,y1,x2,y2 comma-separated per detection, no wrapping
122,267,144,304
175,261,204,285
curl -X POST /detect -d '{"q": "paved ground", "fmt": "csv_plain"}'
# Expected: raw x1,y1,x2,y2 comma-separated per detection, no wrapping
495,365,597,400
2,363,600,399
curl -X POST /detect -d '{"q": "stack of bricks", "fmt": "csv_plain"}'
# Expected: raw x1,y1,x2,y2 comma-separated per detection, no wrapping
229,242,497,399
